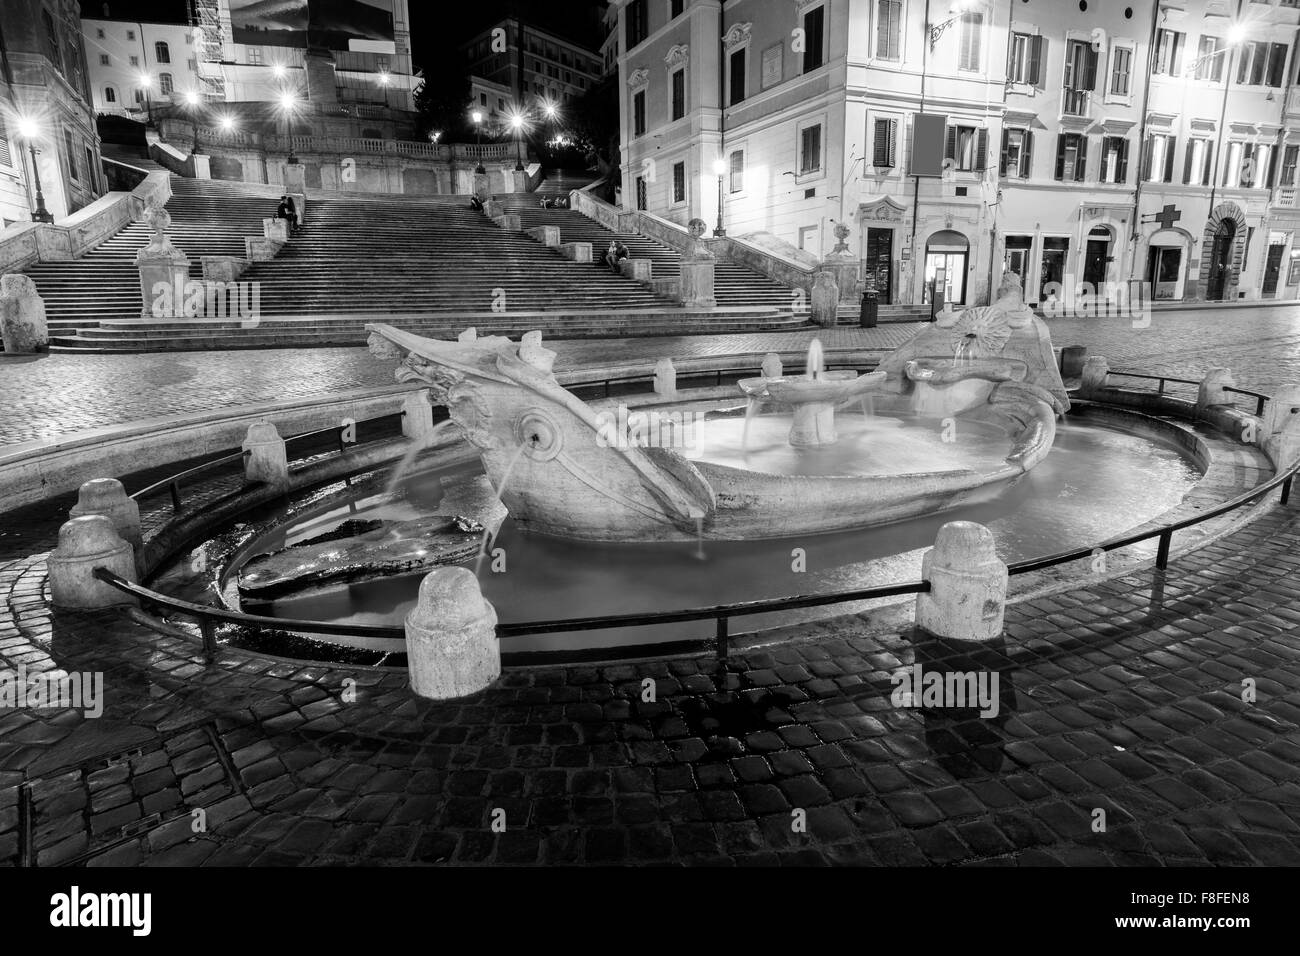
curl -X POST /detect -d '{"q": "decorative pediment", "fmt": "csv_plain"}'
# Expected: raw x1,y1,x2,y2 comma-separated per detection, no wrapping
1100,117,1137,135
859,196,907,221
664,44,690,68
723,23,753,51
1146,111,1177,129
1189,117,1218,132
627,67,649,90
1230,121,1260,137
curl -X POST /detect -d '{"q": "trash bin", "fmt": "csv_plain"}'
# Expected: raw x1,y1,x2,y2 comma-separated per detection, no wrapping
860,285,878,328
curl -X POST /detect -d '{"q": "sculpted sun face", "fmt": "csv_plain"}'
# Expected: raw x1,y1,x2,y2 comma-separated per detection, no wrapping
948,308,1012,358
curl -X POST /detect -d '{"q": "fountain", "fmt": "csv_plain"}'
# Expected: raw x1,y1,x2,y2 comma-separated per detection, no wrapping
360,272,1069,542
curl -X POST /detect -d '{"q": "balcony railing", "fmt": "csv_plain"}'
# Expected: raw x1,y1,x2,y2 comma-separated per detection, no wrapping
1062,88,1090,117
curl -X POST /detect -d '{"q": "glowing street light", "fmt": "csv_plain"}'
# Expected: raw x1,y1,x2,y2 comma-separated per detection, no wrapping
471,108,485,173
278,91,302,163
15,118,52,223
184,89,204,154
508,109,527,171
136,70,155,125
1226,22,1247,46
272,63,286,79
713,157,728,237
218,114,236,132
378,70,391,87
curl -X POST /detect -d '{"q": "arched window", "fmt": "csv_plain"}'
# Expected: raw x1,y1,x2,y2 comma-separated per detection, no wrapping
155,41,170,64
158,73,173,94
104,86,117,103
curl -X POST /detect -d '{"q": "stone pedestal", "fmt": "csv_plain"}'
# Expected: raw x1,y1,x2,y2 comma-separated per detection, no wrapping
654,358,677,398
1197,367,1236,412
762,353,783,379
527,225,560,246
1079,356,1110,397
1059,345,1088,379
679,257,716,308
242,422,289,487
136,252,190,319
405,567,500,700
473,174,491,202
201,256,248,282
245,237,281,261
820,252,859,304
512,169,529,192
560,242,592,263
69,478,142,551
263,218,289,242
810,271,839,328
789,402,836,446
401,389,438,442
284,163,306,195
493,214,521,232
1262,384,1300,467
915,521,1008,642
0,273,48,353
484,200,504,219
619,258,653,281
47,516,139,609
191,153,211,180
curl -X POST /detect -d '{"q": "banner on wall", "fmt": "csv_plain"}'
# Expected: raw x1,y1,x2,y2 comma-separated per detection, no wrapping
229,0,396,53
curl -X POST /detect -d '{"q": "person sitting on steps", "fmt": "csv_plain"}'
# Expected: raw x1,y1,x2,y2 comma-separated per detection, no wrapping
605,239,629,274
274,195,301,236
469,194,485,212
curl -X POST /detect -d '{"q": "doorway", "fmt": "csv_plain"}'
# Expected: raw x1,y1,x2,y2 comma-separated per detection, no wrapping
865,228,893,303
1083,226,1111,289
1004,235,1032,293
1206,220,1236,300
1040,237,1070,300
635,176,647,211
1145,246,1183,300
923,230,969,304
1263,241,1285,297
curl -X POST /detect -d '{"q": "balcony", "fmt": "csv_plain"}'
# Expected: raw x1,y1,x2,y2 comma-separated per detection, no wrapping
1062,88,1090,118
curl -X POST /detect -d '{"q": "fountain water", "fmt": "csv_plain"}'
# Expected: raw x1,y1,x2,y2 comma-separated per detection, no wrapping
383,419,460,498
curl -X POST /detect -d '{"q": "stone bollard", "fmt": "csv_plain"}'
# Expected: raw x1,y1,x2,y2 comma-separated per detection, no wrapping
762,353,784,379
1196,367,1236,412
1,273,49,353
1261,384,1300,467
527,225,561,247
493,213,522,232
405,567,500,699
263,217,289,242
401,389,438,442
47,515,139,609
915,521,1007,642
654,358,677,398
242,421,289,487
559,241,593,263
1059,345,1088,379
69,479,142,551
679,257,716,308
284,163,306,194
1079,356,1110,397
473,173,491,202
810,272,840,328
136,201,189,319
619,258,653,282
484,200,504,219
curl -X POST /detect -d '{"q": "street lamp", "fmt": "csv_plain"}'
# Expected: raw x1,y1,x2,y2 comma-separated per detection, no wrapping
471,108,485,174
509,110,526,171
929,0,981,49
137,70,155,126
184,90,204,154
16,118,53,223
279,91,300,164
713,157,727,237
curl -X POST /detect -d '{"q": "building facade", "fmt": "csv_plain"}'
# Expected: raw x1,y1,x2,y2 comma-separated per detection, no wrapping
81,15,202,116
0,0,103,225
614,0,1300,305
463,18,604,115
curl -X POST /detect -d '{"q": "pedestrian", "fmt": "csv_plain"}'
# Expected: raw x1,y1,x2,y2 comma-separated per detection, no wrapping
274,194,300,236
606,239,629,274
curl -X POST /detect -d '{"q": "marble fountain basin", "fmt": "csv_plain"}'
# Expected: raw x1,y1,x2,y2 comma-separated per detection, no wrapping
738,369,887,404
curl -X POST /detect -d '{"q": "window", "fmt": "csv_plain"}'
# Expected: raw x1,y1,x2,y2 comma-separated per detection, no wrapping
1235,42,1288,87
873,116,898,168
129,54,139,67
1153,29,1184,75
134,89,143,104
1283,145,1299,186
800,123,822,174
1100,136,1129,183
633,89,646,136
479,92,487,106
958,12,983,71
85,145,96,192
672,161,686,203
877,0,901,61
1109,45,1132,96
1195,36,1224,81
42,9,61,68
729,48,746,104
97,53,109,66
1226,143,1270,187
155,42,170,64
671,68,685,121
946,124,988,171
802,4,825,72
127,29,135,41
1063,38,1098,115
159,73,173,95
1055,133,1088,181
64,130,78,183
1184,137,1214,185
761,43,782,89
1000,128,1033,178
1142,133,1176,183
626,0,648,49
0,116,9,167
96,28,104,39
104,85,117,103
1006,32,1045,84
670,0,685,17
247,47,261,65
497,98,505,111
729,149,744,192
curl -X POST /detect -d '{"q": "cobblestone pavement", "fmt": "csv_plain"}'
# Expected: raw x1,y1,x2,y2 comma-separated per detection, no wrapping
3,304,1299,448
1,497,1299,866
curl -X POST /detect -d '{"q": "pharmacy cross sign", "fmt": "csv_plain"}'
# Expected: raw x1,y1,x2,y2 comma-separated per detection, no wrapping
1144,204,1182,229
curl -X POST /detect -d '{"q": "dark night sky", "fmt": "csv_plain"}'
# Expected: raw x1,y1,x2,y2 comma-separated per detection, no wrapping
81,1,611,69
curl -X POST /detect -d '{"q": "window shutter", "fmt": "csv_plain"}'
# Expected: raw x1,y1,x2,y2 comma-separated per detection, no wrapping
873,118,888,166
945,126,957,161
1022,131,1033,178
999,129,1010,176
887,118,897,168
1170,34,1183,76
1085,46,1098,91
1116,139,1129,183
1075,136,1087,182
1141,136,1153,180
876,3,889,58
1030,36,1045,86
975,128,989,171
1203,142,1215,186
1163,136,1176,183
1055,135,1067,180
1183,141,1194,184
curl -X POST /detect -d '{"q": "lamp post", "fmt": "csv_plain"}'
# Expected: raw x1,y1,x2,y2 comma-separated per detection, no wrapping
137,71,154,126
184,90,204,154
471,109,485,174
279,91,300,164
713,157,727,237
510,110,526,171
16,119,53,224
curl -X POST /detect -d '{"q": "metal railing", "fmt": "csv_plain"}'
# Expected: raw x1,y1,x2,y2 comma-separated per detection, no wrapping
92,381,1300,663
1104,371,1270,417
